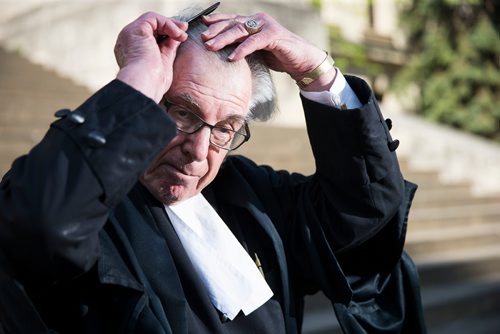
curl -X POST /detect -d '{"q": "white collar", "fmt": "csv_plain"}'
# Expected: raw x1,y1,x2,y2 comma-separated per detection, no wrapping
164,193,273,320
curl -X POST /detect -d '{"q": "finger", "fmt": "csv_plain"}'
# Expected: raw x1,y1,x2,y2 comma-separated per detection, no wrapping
159,38,183,60
156,17,188,42
201,18,238,41
171,18,189,32
135,12,188,44
204,20,250,51
227,35,269,61
202,13,238,24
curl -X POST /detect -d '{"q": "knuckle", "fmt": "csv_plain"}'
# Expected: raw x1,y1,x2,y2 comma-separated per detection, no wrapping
138,12,151,21
135,24,151,37
236,24,248,35
142,11,157,18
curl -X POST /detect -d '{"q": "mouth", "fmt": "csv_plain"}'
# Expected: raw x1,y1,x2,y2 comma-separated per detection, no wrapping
163,162,203,179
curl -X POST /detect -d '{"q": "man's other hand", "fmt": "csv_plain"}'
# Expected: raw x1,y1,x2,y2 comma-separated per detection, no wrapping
115,12,188,102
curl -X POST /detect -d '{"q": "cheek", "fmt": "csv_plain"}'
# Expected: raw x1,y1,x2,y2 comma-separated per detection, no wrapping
196,149,227,189
146,140,176,170
140,141,178,186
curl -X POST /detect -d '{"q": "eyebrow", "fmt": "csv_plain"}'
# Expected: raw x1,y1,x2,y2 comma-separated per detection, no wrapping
172,94,249,123
177,94,201,110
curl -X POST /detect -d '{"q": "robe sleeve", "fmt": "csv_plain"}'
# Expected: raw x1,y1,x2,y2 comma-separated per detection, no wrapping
0,80,176,285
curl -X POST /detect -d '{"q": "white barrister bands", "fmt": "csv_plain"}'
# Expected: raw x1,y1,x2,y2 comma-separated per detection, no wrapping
164,194,274,320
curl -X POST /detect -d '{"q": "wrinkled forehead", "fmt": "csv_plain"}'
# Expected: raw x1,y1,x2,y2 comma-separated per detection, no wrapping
173,41,252,89
175,33,240,71
169,42,253,120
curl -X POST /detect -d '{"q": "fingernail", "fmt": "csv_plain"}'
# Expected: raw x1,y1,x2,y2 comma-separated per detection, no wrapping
227,52,235,61
205,40,213,47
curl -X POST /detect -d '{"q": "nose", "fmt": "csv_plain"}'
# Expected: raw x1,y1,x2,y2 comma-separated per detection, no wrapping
181,126,211,161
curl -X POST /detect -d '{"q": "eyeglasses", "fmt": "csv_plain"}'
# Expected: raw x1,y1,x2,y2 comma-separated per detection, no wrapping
163,100,251,151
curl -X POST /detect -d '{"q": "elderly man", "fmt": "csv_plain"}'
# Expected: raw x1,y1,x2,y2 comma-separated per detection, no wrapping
0,3,425,334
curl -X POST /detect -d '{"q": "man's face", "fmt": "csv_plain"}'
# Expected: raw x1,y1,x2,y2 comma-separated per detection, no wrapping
141,48,253,205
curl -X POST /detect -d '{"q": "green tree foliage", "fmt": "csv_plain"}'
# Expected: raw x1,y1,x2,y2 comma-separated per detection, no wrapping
311,0,323,10
328,25,381,78
394,0,500,141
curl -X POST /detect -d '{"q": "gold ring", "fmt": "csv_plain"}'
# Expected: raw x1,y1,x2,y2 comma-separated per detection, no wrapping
244,19,263,35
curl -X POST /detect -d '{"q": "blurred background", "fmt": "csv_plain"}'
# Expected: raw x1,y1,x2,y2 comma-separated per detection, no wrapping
0,0,499,333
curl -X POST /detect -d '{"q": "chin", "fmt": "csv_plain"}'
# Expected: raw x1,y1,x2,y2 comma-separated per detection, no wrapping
157,184,198,206
157,192,179,206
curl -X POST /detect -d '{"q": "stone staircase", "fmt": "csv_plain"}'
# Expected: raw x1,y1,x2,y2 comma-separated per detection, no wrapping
406,170,500,333
2,48,500,333
0,47,91,174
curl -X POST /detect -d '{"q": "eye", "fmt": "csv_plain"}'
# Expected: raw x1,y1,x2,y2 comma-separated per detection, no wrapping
165,104,202,133
212,127,234,145
216,119,245,132
216,127,231,134
169,106,190,119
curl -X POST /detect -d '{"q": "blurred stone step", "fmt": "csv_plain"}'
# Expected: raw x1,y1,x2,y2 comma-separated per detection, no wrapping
0,126,48,145
405,222,500,259
409,202,500,225
0,78,89,95
404,170,454,188
411,179,472,192
236,125,316,174
0,113,53,130
0,48,90,94
410,184,471,204
411,190,500,208
415,245,500,286
0,90,88,103
431,313,500,334
408,215,500,232
0,98,85,118
0,98,82,125
0,141,33,155
421,277,500,330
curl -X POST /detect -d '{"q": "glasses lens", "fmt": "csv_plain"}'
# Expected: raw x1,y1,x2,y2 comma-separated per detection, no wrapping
165,101,249,150
168,105,203,133
211,127,234,148
228,132,247,150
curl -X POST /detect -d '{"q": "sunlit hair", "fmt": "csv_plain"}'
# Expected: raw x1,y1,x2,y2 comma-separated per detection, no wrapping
175,7,277,122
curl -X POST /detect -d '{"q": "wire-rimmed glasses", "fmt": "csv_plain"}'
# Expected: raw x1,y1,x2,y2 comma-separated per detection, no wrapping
164,100,251,151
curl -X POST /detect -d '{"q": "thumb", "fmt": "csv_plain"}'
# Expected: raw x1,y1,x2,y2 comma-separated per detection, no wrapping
159,38,183,61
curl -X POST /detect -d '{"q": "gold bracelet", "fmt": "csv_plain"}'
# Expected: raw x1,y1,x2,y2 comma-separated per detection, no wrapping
296,52,335,88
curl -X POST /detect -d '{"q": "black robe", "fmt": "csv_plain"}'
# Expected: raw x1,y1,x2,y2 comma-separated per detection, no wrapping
0,77,426,333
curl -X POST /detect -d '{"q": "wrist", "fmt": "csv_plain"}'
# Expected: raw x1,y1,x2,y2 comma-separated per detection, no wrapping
116,65,167,102
299,67,337,92
296,53,336,91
